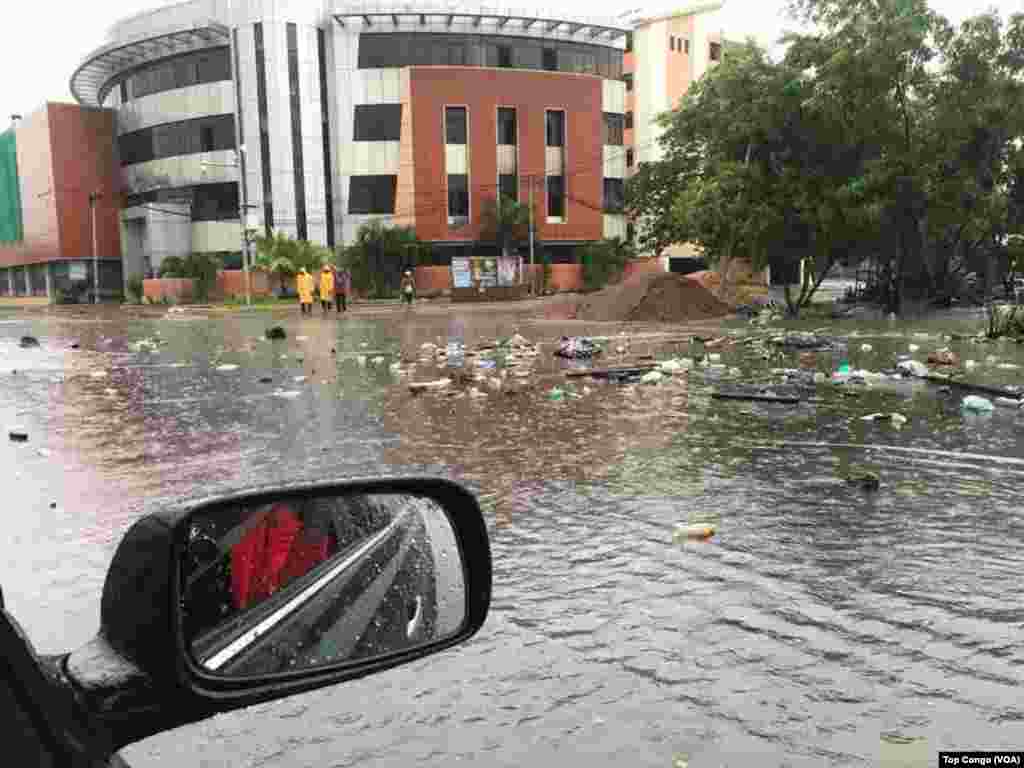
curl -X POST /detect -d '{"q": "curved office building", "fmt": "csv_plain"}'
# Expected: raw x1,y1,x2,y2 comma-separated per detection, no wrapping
70,0,723,275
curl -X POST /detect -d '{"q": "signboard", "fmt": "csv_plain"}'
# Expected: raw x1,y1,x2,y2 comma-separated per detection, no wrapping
69,263,87,281
451,257,472,289
476,257,498,289
497,256,521,287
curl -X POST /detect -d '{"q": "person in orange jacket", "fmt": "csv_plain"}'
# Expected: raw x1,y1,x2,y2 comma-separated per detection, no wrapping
318,265,335,315
296,269,314,315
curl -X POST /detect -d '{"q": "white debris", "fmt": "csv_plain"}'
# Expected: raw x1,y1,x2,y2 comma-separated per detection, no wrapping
708,353,722,363
908,344,920,353
965,359,978,369
294,376,307,383
813,372,826,384
296,336,309,342
356,355,367,366
997,363,1020,370
409,379,451,393
272,389,302,399
215,364,239,372
860,344,873,352
896,359,929,378
469,387,487,398
640,370,664,384
961,395,994,414
372,356,385,365
89,370,108,379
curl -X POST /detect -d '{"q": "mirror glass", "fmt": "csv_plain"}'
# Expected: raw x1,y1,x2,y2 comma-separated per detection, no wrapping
180,493,467,677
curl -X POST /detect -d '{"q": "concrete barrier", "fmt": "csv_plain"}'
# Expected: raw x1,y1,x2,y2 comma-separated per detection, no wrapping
142,270,272,303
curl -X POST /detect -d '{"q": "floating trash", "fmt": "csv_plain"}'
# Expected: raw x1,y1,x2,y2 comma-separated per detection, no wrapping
961,395,995,414
640,370,664,385
215,364,239,372
296,336,309,342
860,344,873,352
547,386,566,401
265,326,287,340
673,524,716,542
89,370,108,379
19,336,39,349
409,379,451,393
861,412,908,426
908,344,920,353
294,375,307,383
8,427,28,442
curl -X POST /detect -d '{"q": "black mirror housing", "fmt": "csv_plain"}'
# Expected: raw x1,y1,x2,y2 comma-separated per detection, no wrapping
71,477,490,753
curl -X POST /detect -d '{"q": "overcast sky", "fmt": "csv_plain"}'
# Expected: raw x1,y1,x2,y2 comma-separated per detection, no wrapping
0,0,1019,127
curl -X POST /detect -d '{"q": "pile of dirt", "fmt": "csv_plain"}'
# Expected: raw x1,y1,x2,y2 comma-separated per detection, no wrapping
574,272,732,322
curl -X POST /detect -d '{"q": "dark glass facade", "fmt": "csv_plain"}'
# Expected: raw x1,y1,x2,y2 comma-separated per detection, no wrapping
498,173,517,201
317,28,335,248
603,178,624,213
497,107,517,145
254,22,273,233
119,48,231,102
546,175,565,218
357,33,623,79
545,110,565,147
125,183,240,222
118,115,235,166
603,113,624,145
353,104,403,141
448,174,469,219
286,23,307,240
445,107,467,144
348,175,397,214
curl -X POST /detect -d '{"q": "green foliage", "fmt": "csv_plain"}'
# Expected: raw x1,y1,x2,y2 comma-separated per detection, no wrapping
580,237,635,291
126,274,144,304
157,253,221,303
346,221,422,298
479,195,531,258
627,2,1024,315
252,230,331,294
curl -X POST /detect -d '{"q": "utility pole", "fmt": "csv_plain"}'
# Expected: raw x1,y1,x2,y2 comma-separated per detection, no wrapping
229,26,252,307
89,191,102,304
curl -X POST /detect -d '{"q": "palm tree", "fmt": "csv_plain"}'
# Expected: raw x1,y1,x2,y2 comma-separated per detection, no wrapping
253,230,298,296
479,195,531,260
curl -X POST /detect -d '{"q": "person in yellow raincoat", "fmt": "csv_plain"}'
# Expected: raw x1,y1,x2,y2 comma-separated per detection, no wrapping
318,265,335,315
296,268,314,314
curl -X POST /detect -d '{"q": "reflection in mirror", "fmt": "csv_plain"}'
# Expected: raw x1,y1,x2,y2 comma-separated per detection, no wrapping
180,493,467,677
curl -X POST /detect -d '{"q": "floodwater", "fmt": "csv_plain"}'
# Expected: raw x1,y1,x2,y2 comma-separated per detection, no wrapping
2,300,1023,767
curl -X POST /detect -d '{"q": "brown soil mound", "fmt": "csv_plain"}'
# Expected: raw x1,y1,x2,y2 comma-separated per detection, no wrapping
575,272,731,322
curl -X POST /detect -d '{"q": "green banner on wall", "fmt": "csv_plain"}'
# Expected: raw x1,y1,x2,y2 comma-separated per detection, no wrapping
0,129,23,244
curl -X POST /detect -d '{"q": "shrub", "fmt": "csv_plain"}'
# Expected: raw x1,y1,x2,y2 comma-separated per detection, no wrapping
126,274,145,304
580,238,633,292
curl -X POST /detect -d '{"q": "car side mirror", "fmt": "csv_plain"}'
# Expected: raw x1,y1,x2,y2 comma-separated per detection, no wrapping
64,478,491,754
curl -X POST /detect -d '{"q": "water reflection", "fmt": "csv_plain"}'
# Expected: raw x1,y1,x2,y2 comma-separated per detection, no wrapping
1,304,1023,766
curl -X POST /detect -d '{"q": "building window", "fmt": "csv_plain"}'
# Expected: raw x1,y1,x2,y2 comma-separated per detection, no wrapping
353,104,403,141
710,42,722,61
445,106,467,144
448,174,469,221
603,178,625,213
318,27,335,248
254,22,273,232
545,110,565,147
192,183,240,221
497,107,517,146
546,175,565,219
625,33,633,53
624,111,633,130
626,148,634,167
118,115,235,166
542,47,557,71
684,39,690,54
120,47,231,102
499,173,518,202
356,33,622,78
623,73,633,91
348,175,397,214
287,23,307,241
603,113,624,146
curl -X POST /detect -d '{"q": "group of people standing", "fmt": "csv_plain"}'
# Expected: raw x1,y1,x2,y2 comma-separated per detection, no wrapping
296,265,352,315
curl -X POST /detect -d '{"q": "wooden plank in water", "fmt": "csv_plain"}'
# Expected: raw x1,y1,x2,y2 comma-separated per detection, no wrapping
923,374,1021,400
565,364,660,378
712,390,801,404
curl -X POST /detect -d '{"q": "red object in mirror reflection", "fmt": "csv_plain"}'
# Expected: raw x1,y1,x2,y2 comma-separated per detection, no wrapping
231,504,335,610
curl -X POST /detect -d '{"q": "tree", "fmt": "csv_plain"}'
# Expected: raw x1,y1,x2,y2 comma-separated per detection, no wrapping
478,195,531,260
346,221,422,298
158,253,221,303
253,230,299,295
580,237,635,291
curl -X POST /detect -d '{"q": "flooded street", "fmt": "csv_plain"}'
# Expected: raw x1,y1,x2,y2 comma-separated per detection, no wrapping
3,302,1024,767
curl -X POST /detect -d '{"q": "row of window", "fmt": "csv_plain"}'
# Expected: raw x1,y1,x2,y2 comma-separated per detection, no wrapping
117,47,232,103
118,114,236,166
668,35,690,54
124,182,239,221
357,33,623,79
346,173,623,217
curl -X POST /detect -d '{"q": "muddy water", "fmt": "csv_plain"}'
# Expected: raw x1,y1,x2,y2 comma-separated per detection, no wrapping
1,303,1023,767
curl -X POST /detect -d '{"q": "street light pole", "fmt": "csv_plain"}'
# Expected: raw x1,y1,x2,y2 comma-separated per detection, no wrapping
528,174,535,294
229,25,252,307
89,191,102,304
